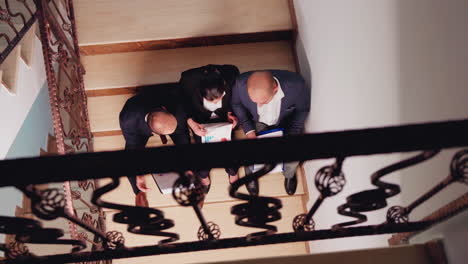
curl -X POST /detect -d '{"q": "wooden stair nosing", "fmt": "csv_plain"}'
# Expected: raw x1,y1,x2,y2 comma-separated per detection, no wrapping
0,44,22,93
86,82,179,97
80,30,293,56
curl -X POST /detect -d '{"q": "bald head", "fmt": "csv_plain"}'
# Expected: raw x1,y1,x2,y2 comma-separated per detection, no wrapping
148,111,177,135
247,71,278,106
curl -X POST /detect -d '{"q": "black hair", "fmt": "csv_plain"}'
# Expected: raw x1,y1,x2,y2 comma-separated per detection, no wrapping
200,69,226,101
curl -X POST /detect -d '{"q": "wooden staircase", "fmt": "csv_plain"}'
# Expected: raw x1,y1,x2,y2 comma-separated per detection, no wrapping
0,21,38,94
76,1,310,263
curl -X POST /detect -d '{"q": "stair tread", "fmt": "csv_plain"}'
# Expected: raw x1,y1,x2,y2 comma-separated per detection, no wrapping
0,44,21,93
76,0,292,46
83,41,295,91
106,195,307,264
99,166,307,209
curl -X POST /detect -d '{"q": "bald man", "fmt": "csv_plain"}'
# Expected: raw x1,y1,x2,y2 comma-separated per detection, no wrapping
119,87,190,204
232,70,310,195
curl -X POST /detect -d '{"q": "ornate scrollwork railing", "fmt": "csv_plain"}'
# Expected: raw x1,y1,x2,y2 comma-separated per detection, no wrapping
16,0,105,262
0,0,37,64
0,120,466,263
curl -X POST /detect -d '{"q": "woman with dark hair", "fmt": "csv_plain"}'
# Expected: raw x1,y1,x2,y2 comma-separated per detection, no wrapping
179,64,241,194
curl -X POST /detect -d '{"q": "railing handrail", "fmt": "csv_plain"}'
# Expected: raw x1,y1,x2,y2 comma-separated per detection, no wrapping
1,119,467,187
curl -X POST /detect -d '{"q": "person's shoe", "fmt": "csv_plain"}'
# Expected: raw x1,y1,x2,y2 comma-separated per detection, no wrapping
201,183,211,194
135,192,149,207
246,179,259,196
284,174,298,195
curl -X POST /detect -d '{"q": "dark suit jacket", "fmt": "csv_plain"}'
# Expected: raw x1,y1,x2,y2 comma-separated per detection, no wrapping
179,64,240,123
119,88,190,150
232,70,310,135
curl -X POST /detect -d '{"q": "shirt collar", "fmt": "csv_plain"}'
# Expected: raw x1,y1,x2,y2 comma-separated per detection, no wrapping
272,77,285,101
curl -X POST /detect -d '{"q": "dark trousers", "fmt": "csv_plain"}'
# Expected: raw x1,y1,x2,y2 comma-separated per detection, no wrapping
244,122,299,179
194,134,239,179
128,175,140,195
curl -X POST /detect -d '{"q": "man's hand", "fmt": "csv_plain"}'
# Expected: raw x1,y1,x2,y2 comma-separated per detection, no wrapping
188,118,207,137
136,175,150,192
227,112,238,129
246,131,257,139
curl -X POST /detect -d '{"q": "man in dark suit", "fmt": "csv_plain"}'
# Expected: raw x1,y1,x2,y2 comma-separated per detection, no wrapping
232,70,310,195
119,87,190,205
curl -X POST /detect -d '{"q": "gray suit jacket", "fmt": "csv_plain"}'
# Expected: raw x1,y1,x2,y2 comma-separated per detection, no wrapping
232,70,310,135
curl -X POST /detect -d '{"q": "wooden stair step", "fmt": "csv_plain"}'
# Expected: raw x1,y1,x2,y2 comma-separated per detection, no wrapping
80,30,293,55
19,21,37,66
93,127,246,151
83,41,295,91
76,0,292,46
94,131,172,151
88,94,132,132
0,44,21,93
106,195,308,264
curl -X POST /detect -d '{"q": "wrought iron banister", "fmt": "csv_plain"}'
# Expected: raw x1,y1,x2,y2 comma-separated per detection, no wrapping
1,0,467,262
0,119,467,187
0,0,37,64
0,120,466,263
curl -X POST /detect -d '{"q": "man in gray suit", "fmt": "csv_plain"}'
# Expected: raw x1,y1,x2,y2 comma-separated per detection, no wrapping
232,70,310,195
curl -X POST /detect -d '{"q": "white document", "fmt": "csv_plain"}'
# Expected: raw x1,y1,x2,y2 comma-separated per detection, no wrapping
151,172,179,194
253,129,284,173
201,122,232,143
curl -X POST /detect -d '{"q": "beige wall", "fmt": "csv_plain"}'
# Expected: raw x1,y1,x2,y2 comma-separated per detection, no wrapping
293,0,468,260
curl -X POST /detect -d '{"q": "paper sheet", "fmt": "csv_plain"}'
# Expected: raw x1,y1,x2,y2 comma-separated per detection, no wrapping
201,122,232,143
252,129,284,173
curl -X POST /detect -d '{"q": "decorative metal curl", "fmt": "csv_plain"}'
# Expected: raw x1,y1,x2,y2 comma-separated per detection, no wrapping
386,206,409,224
450,149,468,184
34,188,66,220
0,216,86,255
4,242,30,260
315,162,346,197
0,8,11,21
294,157,346,232
172,175,205,206
230,164,282,240
293,214,315,232
105,231,125,250
333,150,439,229
62,23,72,32
384,149,468,224
92,177,179,245
16,185,109,250
173,172,220,241
197,222,221,241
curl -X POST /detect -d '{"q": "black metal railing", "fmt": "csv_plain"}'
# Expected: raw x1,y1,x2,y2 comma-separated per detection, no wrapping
0,119,466,263
0,0,37,64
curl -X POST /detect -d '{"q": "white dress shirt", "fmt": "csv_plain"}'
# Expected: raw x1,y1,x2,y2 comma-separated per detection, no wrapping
257,77,284,126
203,92,225,119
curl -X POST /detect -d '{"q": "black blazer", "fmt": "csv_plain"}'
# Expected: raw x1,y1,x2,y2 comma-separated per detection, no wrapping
232,70,310,135
119,88,190,149
179,64,240,123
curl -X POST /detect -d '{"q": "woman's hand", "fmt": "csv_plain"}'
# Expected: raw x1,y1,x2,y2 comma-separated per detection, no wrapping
227,112,238,129
188,118,207,137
